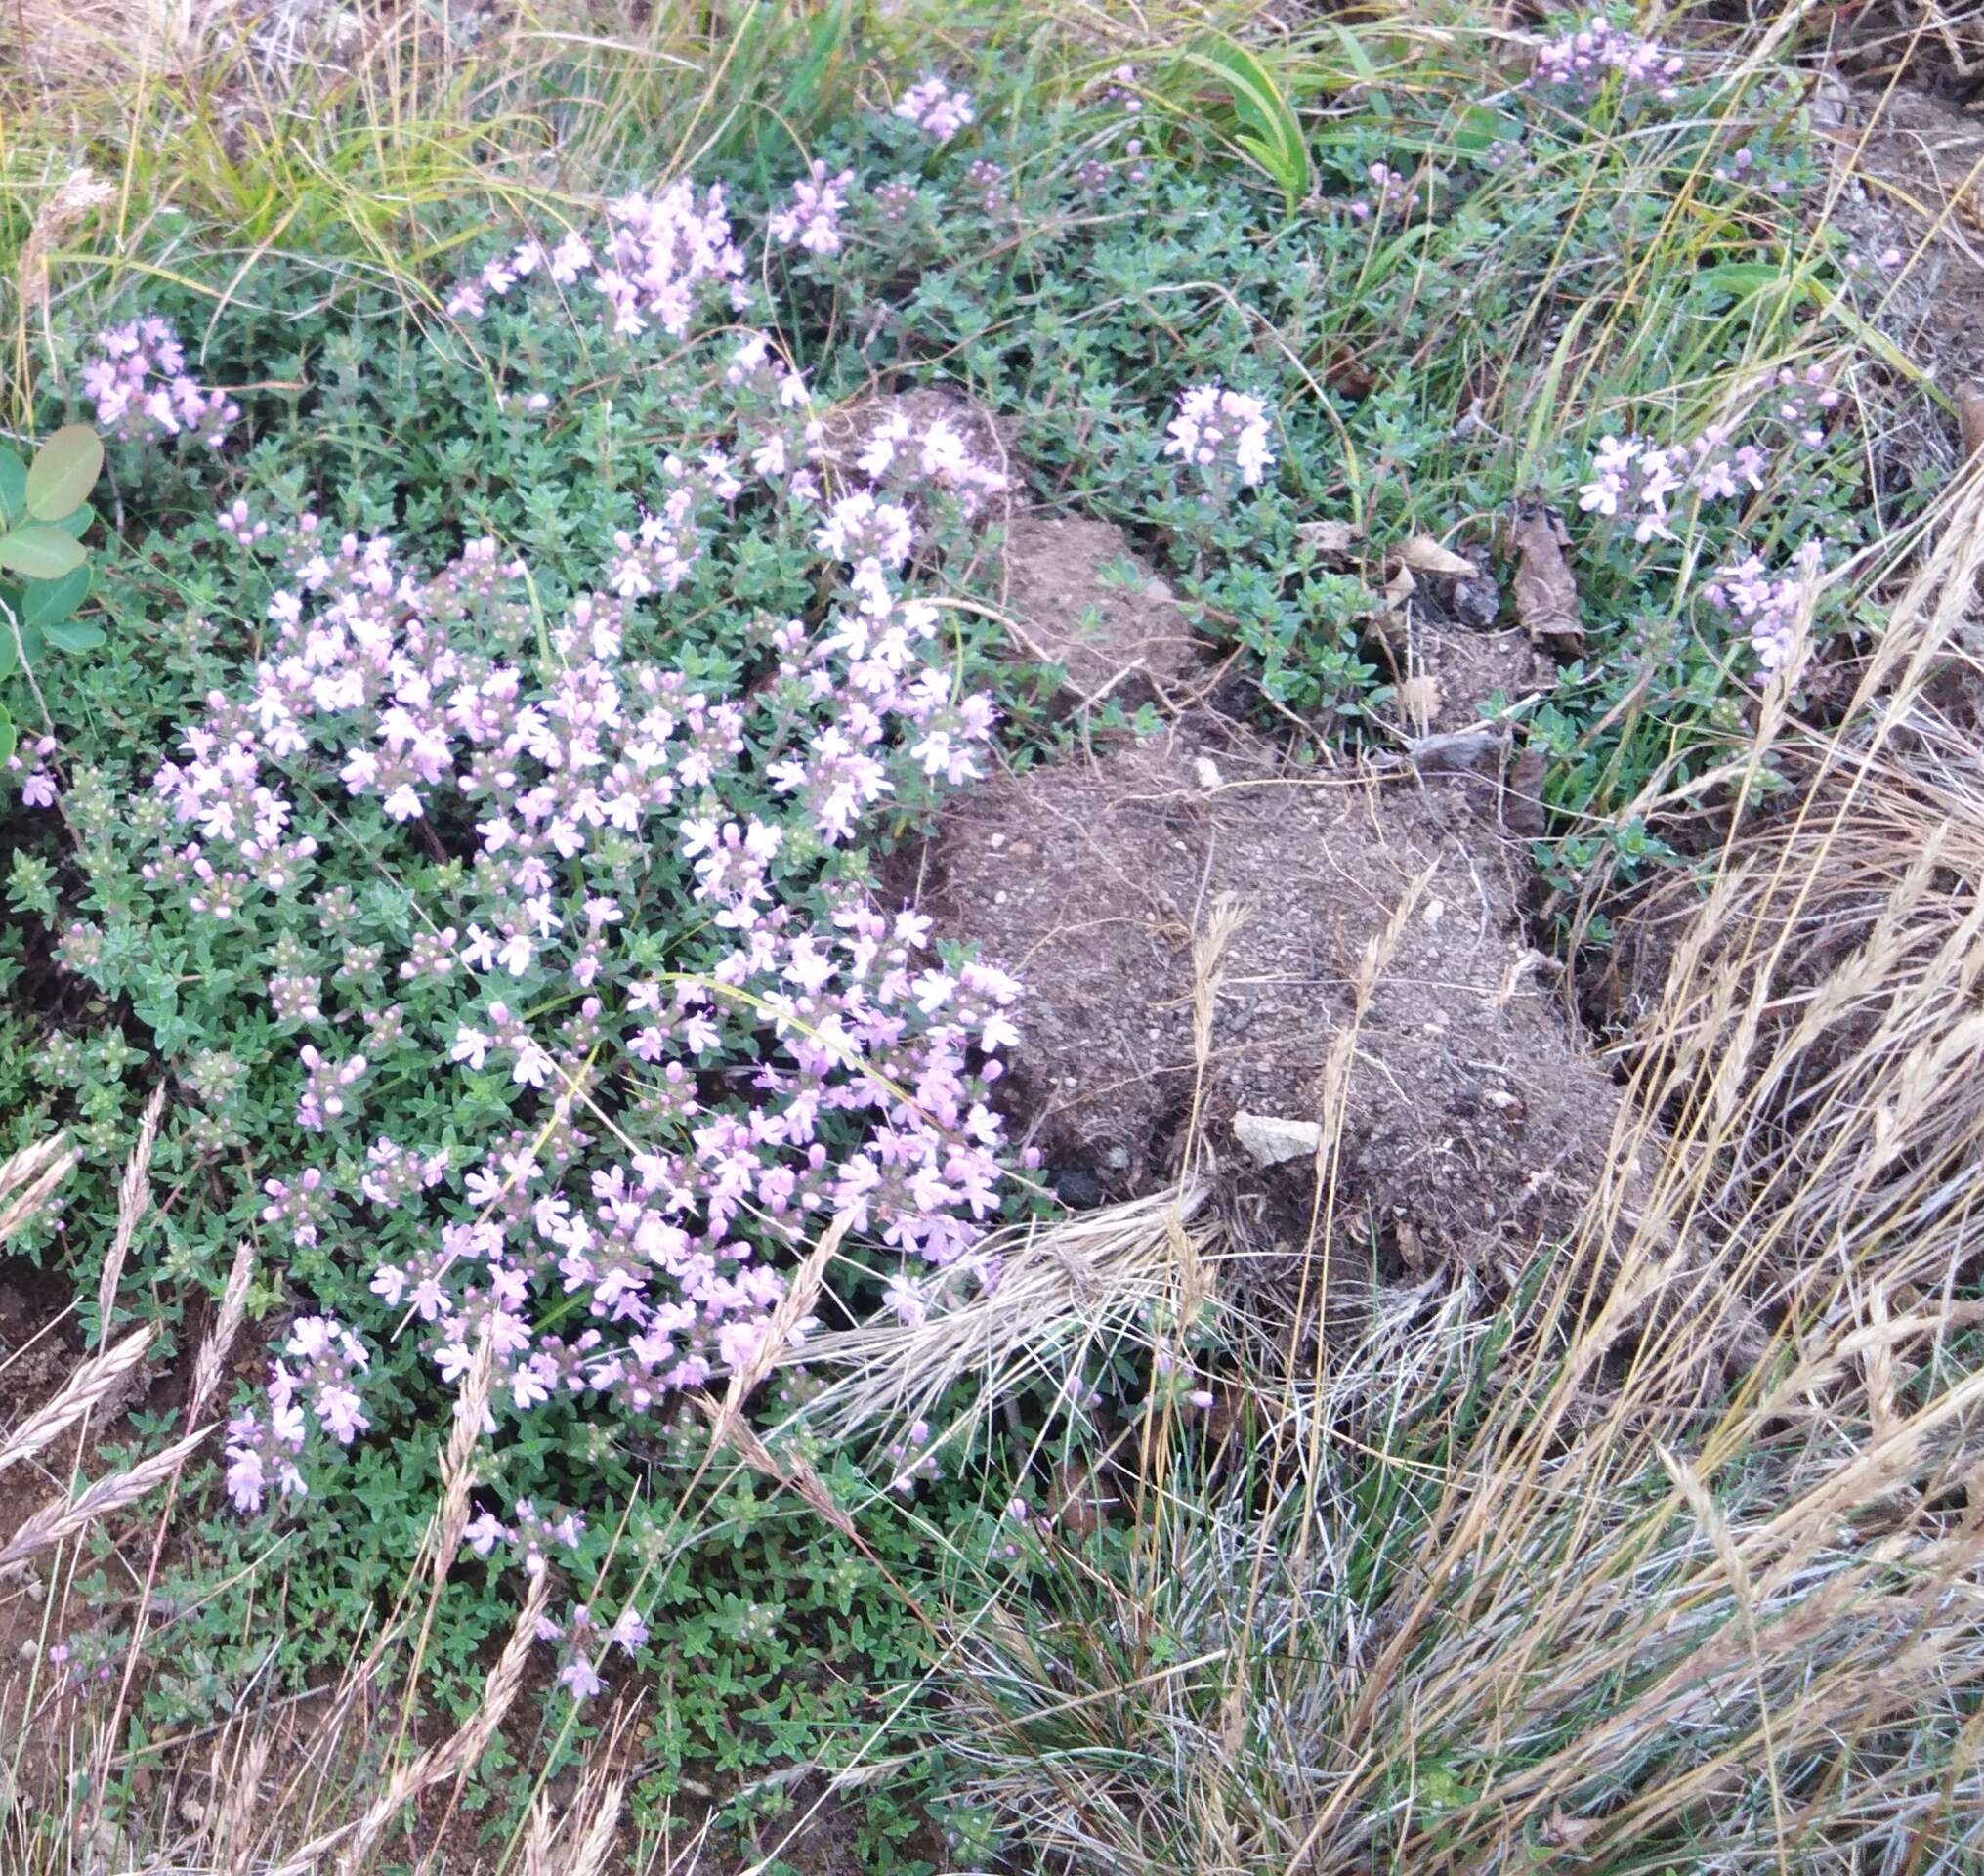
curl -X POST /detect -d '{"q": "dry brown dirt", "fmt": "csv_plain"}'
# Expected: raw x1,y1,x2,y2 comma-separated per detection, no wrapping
921,721,1630,1279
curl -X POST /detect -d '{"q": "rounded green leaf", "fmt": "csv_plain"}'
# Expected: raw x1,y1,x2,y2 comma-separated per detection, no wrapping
0,448,25,526
25,425,105,522
0,525,88,580
22,562,91,632
42,618,106,654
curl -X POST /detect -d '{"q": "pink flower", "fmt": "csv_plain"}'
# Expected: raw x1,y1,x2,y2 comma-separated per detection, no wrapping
1163,384,1276,490
894,74,976,142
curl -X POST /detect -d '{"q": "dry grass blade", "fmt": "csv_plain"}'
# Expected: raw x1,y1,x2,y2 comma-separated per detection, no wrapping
431,1328,496,1589
15,164,114,313
211,1731,274,1876
0,1131,75,1244
783,1180,1212,1443
188,1238,257,1426
330,1569,551,1874
705,1211,850,1451
0,1424,210,1571
565,1771,626,1876
98,1084,167,1339
0,1324,155,1473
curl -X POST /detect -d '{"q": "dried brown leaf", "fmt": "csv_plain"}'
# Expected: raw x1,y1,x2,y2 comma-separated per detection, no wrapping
1508,506,1583,648
1960,383,1984,461
1296,519,1361,561
1399,535,1478,578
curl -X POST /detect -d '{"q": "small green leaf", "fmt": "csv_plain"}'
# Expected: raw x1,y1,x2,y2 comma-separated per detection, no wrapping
0,704,14,770
21,563,91,632
0,624,15,680
0,526,88,580
25,425,105,521
42,618,106,654
0,448,25,526
1693,262,1788,298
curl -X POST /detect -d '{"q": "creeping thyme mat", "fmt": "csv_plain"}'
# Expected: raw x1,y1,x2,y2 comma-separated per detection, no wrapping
0,10,1969,1865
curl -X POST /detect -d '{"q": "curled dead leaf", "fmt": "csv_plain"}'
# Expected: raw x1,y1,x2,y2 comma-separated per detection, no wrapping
1504,746,1547,837
1960,383,1984,461
1398,535,1479,578
1506,507,1583,649
1297,518,1362,561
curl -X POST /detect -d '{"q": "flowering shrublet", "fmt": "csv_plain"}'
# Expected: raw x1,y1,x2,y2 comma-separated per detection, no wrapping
894,73,975,142
8,735,61,809
442,181,747,335
769,162,857,258
1163,383,1276,490
224,1315,370,1512
80,318,239,447
75,297,1021,1514
1349,161,1416,223
845,405,1011,519
1576,362,1846,669
1704,541,1825,673
1530,15,1685,103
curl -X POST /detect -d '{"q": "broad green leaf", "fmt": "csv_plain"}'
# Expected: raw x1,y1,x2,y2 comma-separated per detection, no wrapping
0,621,15,680
1178,35,1311,209
50,502,97,540
21,562,90,632
25,425,105,521
0,525,88,580
42,618,106,654
0,448,25,526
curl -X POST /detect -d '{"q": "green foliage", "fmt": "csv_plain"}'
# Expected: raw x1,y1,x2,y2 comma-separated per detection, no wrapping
0,424,105,765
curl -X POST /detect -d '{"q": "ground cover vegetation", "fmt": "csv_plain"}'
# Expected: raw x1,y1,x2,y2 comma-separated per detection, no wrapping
3,0,1984,1868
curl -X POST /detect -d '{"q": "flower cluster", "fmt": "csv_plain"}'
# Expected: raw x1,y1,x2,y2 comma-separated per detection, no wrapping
1530,16,1685,103
894,73,976,142
1349,160,1416,223
91,288,1023,1514
1579,430,1769,541
769,161,857,259
464,1495,587,1576
537,1596,649,1700
1163,383,1276,490
1576,363,1845,669
442,181,748,336
79,319,239,448
847,405,1011,518
224,1315,370,1513
7,734,60,809
1705,540,1826,673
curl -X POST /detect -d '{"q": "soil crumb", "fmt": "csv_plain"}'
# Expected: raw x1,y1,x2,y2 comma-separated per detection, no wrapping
924,725,1628,1272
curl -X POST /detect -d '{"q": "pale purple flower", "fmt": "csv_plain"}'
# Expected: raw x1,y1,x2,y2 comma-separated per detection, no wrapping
894,74,975,142
769,161,856,258
1163,384,1276,490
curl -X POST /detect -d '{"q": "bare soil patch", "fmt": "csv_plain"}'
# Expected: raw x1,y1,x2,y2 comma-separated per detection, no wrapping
1822,79,1984,393
923,722,1629,1277
993,514,1204,709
